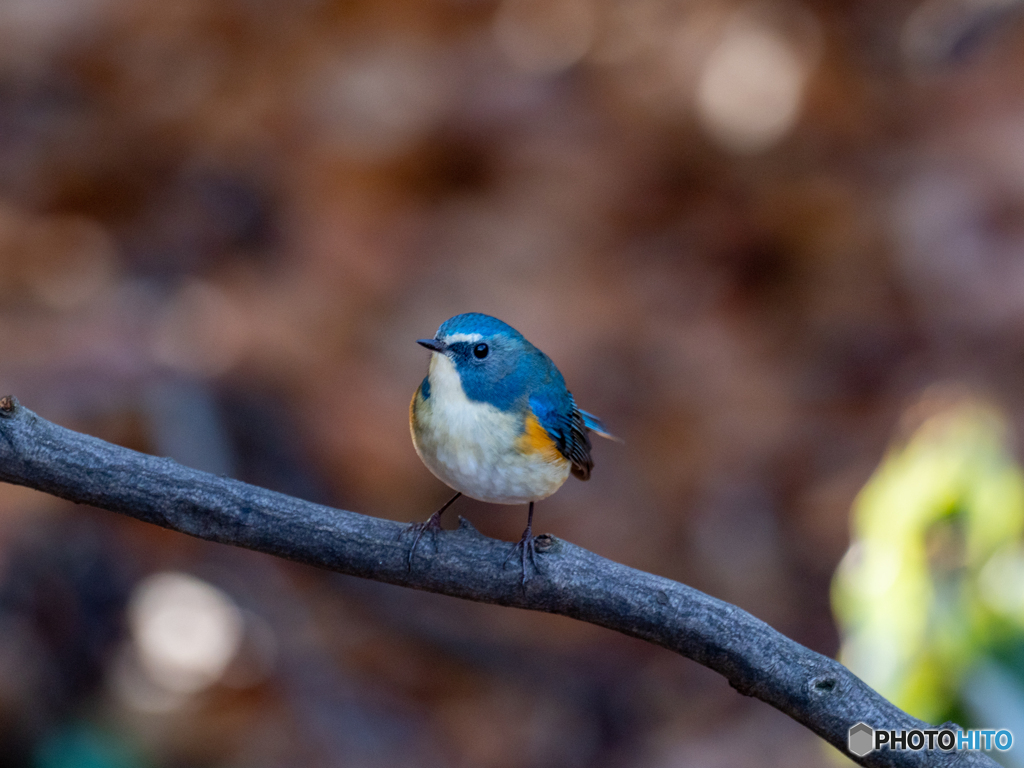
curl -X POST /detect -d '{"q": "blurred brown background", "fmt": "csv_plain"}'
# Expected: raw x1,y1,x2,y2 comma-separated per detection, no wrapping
0,0,1022,765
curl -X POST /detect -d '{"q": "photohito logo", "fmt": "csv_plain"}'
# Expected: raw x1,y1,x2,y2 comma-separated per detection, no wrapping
847,722,1013,757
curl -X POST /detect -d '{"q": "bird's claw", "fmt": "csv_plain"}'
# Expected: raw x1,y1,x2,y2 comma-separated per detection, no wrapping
504,527,541,586
401,492,462,569
401,511,444,569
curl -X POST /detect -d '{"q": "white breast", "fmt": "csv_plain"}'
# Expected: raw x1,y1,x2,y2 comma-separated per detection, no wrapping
411,353,570,504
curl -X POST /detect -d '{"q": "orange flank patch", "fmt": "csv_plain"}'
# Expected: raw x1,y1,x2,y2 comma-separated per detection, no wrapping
517,412,566,464
409,388,419,429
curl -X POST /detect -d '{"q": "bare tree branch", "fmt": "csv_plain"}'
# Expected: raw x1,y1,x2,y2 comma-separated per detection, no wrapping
0,396,999,767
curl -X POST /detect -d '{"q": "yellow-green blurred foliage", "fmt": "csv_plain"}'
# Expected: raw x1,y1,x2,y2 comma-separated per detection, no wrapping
834,391,1024,723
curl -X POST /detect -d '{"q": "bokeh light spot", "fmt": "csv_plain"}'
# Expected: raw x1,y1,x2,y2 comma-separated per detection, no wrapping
695,7,816,154
128,571,244,696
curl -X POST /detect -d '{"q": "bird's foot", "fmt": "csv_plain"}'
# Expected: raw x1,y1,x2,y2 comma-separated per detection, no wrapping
401,492,461,569
401,511,445,569
503,526,541,586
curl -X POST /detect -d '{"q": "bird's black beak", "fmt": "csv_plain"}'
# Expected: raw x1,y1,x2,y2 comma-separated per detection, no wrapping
417,338,446,353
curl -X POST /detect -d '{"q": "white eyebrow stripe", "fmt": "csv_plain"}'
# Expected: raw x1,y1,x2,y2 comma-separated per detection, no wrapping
444,333,484,344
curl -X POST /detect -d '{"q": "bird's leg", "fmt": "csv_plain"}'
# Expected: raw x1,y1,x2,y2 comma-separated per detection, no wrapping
403,492,461,569
504,501,539,585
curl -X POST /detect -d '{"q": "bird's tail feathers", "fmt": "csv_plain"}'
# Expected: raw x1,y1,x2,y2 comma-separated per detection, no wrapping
579,409,622,442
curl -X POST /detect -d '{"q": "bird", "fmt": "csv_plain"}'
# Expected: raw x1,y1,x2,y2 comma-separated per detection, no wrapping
406,312,615,583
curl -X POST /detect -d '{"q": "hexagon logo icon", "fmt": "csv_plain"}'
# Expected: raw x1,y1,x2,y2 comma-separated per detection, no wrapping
849,722,875,757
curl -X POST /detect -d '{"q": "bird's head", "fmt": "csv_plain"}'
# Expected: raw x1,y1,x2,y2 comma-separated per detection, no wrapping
417,313,547,409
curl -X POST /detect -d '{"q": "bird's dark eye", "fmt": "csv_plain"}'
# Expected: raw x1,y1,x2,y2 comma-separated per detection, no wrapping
473,343,489,359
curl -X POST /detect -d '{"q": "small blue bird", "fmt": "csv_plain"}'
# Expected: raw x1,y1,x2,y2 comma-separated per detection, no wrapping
407,312,614,582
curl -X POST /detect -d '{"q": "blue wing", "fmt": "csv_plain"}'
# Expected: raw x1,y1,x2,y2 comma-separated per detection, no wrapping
523,346,616,480
529,388,594,480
